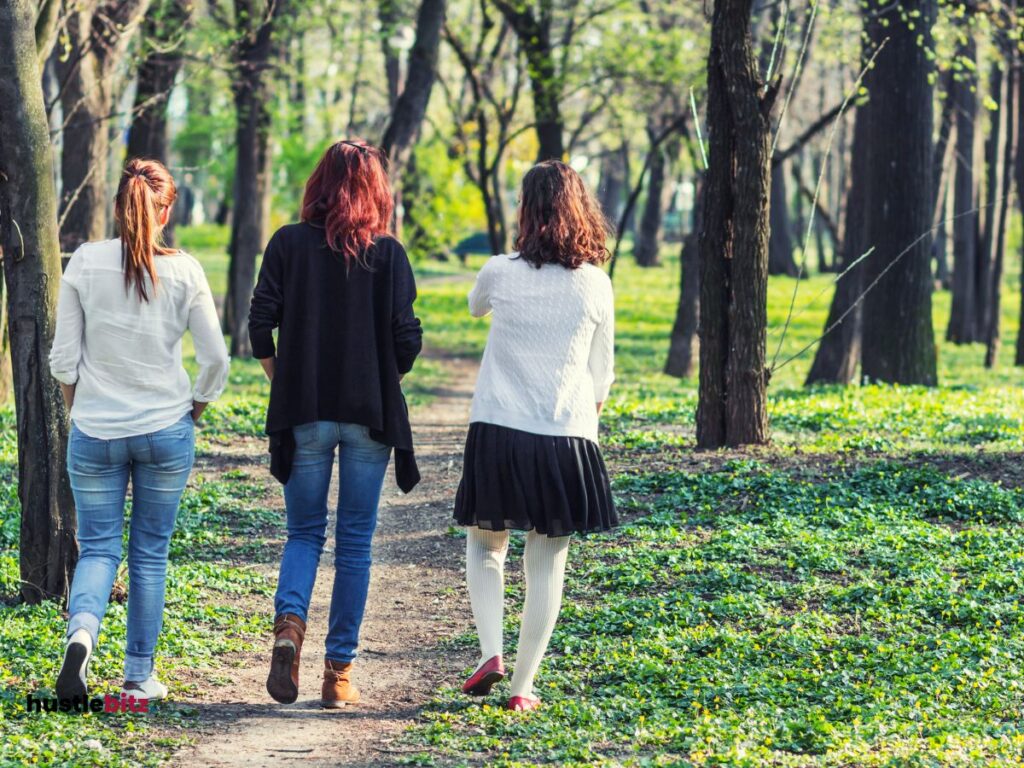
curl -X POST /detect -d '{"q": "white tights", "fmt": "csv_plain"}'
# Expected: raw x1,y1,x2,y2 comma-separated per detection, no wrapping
465,527,570,698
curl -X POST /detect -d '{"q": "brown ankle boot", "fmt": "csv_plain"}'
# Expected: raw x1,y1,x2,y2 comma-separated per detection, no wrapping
321,660,360,708
266,613,306,704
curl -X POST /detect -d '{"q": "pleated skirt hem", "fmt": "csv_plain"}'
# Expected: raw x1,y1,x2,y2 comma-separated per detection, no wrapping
453,421,618,537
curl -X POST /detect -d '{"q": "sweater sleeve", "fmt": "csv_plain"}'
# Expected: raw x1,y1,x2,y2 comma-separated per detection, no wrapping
468,258,496,317
588,276,615,403
189,266,231,403
391,240,423,375
49,250,85,385
248,231,284,359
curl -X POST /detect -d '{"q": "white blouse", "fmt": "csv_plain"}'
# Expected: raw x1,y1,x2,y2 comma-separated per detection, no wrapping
49,239,230,439
468,253,615,443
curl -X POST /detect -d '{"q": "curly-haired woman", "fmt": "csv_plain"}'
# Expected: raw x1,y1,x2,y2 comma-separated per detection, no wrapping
454,160,618,711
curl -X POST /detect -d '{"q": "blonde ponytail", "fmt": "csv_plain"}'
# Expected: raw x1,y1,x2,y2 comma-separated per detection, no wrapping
114,159,177,302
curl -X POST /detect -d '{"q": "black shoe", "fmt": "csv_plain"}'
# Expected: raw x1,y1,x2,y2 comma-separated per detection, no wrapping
56,637,91,700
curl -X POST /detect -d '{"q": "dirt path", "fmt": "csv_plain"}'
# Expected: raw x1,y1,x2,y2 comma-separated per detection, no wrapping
171,356,479,767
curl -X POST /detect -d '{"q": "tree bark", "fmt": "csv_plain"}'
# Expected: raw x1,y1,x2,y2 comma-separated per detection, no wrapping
805,100,869,385
984,51,1018,368
381,0,446,177
1015,57,1024,366
860,1,938,386
976,63,1006,343
0,0,77,603
54,0,153,252
665,176,704,378
697,0,772,448
633,128,668,268
225,0,288,358
947,35,980,344
598,146,627,224
0,268,11,403
378,0,402,110
768,163,798,276
492,0,564,161
126,0,193,248
126,0,192,164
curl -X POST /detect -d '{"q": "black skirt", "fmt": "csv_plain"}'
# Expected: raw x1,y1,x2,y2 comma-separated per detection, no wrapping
453,422,618,537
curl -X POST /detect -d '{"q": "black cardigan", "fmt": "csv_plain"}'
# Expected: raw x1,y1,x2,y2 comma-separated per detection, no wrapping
247,223,423,492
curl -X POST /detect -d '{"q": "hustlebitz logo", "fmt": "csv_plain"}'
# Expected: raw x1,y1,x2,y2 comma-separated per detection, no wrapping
25,692,150,714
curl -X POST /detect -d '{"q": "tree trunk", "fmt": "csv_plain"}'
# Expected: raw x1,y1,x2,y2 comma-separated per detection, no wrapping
126,0,191,164
634,129,667,267
768,163,798,276
665,176,704,378
54,0,153,252
598,146,627,224
378,0,402,109
0,268,11,403
947,35,980,344
126,0,192,248
984,53,1018,368
225,0,288,358
1015,57,1024,366
697,0,772,448
933,182,950,288
0,0,77,603
976,64,1006,343
805,100,869,385
493,0,563,161
381,0,447,178
860,1,938,386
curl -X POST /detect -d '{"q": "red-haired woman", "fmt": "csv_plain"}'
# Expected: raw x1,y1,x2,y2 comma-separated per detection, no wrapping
454,160,617,711
49,158,229,702
248,139,422,708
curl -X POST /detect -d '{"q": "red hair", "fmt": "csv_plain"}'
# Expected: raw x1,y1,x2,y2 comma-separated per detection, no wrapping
114,158,177,301
515,160,612,270
301,139,393,267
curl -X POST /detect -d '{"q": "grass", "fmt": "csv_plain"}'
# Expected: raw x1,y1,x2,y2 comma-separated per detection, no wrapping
2,224,1024,765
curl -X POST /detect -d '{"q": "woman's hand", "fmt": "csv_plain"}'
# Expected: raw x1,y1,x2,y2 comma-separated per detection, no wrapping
191,401,208,423
258,357,276,382
59,383,76,411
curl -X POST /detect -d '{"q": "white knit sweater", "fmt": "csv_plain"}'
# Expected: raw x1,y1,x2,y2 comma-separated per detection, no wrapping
468,254,615,443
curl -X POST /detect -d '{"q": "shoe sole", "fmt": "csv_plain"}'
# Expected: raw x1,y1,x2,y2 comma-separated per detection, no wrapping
463,670,504,697
56,642,89,701
266,645,298,704
320,699,357,709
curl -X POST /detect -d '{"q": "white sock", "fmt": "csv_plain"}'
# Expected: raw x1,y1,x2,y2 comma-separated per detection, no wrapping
465,527,510,668
509,531,570,699
68,627,93,653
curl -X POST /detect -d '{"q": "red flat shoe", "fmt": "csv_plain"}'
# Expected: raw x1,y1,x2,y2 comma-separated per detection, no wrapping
462,655,505,696
507,695,541,712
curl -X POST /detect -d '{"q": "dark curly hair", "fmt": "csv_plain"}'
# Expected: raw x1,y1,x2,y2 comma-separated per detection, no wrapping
514,160,612,269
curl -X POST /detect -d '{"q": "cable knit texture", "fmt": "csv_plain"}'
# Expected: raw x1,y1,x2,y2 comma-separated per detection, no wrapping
468,254,615,443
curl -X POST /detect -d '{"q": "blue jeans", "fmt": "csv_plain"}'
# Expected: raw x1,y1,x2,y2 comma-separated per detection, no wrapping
275,421,391,663
65,413,194,681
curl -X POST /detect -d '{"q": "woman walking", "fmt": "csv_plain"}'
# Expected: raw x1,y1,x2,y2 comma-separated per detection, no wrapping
454,160,618,712
248,139,422,708
50,158,230,702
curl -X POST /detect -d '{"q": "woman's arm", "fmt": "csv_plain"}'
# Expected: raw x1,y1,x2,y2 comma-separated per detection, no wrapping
588,278,616,413
249,232,285,361
188,271,230,421
49,259,85,404
468,259,495,318
60,383,76,410
392,242,423,376
258,356,275,382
